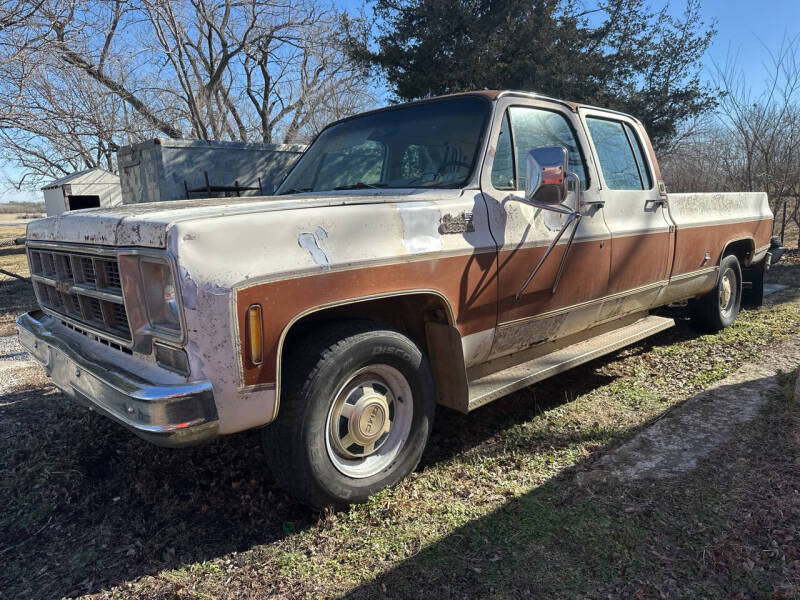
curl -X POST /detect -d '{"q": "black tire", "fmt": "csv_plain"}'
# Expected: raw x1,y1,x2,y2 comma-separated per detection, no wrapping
741,262,765,308
689,254,742,332
261,320,436,508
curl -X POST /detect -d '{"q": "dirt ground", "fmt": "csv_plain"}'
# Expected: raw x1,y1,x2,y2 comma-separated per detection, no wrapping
580,333,800,483
1,234,799,598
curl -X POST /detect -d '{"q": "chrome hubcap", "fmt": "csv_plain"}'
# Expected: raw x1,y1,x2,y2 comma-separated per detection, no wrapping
326,365,414,479
719,268,735,315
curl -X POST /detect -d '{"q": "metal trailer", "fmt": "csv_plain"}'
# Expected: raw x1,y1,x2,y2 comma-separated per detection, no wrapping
117,138,306,205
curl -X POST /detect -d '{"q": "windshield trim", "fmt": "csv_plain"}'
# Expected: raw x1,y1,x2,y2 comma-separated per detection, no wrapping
275,94,493,195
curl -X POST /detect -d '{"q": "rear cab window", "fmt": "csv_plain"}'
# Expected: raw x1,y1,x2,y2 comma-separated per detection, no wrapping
585,117,653,190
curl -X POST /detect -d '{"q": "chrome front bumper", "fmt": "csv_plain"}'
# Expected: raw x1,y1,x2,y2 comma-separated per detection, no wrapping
16,310,219,447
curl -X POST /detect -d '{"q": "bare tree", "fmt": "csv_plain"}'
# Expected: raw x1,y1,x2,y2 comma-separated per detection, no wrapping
662,35,800,244
0,0,374,188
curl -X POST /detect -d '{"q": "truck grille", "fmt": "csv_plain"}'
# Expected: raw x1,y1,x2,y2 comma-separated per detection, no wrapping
28,245,132,343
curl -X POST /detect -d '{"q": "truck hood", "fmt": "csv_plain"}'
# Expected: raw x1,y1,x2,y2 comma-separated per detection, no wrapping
26,189,464,248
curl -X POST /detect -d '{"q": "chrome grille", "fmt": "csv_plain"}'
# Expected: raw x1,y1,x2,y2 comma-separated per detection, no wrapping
98,258,121,291
79,257,96,286
28,245,132,344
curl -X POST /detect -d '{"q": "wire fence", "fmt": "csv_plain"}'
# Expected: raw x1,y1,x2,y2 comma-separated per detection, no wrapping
0,237,28,282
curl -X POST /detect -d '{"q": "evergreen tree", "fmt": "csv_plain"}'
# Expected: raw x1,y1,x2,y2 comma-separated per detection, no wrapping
352,0,716,148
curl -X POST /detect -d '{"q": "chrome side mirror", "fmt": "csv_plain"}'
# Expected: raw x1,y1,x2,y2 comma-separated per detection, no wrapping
525,146,568,205
515,146,579,300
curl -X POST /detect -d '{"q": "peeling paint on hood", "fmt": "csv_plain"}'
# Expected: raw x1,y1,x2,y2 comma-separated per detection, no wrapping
24,189,463,248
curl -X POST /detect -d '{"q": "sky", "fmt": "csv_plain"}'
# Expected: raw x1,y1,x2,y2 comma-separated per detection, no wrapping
3,0,800,203
696,0,800,84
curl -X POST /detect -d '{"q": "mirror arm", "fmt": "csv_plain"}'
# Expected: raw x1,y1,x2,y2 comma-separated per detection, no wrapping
525,200,574,215
551,213,581,295
515,172,584,300
516,210,581,300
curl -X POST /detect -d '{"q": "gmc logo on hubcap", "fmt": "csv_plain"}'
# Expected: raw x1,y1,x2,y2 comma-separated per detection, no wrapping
365,406,380,433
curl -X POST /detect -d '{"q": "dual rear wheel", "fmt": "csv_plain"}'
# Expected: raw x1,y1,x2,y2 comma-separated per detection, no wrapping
689,254,743,331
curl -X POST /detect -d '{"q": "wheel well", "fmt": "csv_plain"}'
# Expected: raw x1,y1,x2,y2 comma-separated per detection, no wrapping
282,293,452,351
278,292,466,411
721,238,755,268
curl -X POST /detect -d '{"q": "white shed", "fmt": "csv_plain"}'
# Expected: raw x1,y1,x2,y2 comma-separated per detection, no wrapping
41,168,122,217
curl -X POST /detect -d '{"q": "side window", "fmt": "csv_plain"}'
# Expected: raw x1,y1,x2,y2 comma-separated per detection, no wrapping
586,117,652,190
624,123,653,189
509,106,588,191
491,112,515,190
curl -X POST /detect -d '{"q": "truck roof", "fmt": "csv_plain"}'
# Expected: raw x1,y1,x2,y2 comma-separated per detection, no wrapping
329,90,640,127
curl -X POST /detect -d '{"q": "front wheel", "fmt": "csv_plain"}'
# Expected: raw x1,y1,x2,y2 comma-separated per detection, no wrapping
689,254,742,332
261,321,436,508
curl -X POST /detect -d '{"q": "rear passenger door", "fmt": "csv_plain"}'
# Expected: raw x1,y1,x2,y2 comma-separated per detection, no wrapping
579,109,673,313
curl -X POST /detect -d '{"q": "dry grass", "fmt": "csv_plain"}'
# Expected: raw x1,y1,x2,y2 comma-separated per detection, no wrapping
0,224,27,238
0,201,44,214
0,222,34,337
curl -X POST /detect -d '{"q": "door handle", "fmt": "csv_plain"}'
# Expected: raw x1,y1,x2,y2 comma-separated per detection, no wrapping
645,198,667,207
581,200,605,209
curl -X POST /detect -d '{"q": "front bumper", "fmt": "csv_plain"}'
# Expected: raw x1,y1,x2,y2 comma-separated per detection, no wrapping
16,310,219,447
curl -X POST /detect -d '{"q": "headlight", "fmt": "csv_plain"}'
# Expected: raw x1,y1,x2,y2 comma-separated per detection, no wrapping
117,250,185,348
140,259,182,335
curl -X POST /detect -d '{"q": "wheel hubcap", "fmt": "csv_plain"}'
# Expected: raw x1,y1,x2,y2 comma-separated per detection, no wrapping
330,377,393,457
719,268,735,315
326,364,414,479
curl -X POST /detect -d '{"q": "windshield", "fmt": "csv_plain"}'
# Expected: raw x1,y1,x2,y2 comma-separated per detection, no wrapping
276,96,490,194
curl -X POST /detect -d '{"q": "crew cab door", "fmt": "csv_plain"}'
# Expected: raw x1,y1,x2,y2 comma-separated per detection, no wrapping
480,97,612,359
578,109,673,314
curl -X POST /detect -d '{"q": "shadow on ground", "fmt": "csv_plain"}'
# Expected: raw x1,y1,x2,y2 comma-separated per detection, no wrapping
343,371,800,599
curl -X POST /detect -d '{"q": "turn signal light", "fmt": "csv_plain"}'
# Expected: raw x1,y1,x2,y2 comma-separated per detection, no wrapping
246,304,263,365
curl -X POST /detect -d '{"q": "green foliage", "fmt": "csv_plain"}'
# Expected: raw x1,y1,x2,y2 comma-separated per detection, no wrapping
354,0,717,148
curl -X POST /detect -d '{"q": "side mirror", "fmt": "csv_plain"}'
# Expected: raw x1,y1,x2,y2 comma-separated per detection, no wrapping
525,146,568,205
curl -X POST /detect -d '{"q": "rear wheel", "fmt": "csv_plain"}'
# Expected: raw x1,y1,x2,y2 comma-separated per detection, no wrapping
689,254,742,332
742,262,766,308
261,321,436,508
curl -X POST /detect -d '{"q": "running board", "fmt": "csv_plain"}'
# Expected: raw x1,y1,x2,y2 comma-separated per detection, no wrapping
467,315,675,411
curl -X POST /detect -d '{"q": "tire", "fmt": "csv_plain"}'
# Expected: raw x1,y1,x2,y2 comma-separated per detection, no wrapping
261,320,436,508
689,254,742,332
741,262,765,308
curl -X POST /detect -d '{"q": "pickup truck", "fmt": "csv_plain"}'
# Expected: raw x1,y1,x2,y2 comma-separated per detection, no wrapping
17,90,781,507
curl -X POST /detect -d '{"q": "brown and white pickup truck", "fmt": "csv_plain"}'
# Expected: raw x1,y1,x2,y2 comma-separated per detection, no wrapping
17,90,783,507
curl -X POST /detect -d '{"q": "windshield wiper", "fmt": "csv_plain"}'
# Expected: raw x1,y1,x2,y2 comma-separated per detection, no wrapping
280,187,312,194
333,182,387,190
